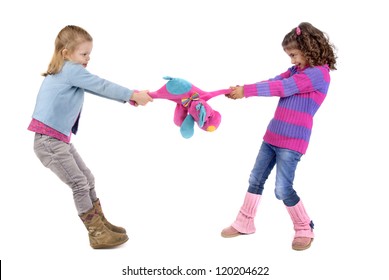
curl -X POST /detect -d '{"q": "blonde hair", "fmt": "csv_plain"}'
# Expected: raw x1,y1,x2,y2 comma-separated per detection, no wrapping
42,25,93,76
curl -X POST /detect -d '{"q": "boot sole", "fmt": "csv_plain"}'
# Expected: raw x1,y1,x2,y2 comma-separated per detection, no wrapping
221,232,243,238
292,238,313,251
91,236,129,249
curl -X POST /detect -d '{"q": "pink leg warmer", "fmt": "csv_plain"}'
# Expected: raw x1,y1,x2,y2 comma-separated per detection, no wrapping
286,200,314,239
231,192,261,234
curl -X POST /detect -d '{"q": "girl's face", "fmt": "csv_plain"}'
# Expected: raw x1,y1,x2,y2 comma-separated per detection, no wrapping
284,48,307,69
64,41,93,68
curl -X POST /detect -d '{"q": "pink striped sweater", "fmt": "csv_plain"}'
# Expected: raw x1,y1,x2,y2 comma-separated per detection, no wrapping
244,65,330,154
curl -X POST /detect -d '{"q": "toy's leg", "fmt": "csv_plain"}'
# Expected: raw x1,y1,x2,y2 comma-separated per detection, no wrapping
180,115,195,139
202,110,221,132
174,104,187,127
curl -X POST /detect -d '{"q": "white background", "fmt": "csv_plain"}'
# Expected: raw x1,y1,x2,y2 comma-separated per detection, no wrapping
1,0,388,279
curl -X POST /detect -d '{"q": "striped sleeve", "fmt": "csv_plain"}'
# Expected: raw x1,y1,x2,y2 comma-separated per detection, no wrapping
244,66,329,98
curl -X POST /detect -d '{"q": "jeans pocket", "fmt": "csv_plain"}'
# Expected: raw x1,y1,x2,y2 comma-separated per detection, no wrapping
33,135,58,167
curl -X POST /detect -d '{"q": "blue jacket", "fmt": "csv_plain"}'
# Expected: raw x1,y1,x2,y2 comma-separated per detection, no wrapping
31,61,133,136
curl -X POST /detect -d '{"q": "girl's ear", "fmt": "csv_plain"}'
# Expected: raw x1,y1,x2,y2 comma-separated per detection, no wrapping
61,48,69,59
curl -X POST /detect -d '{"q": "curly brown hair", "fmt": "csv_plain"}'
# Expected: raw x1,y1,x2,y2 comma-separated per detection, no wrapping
282,22,337,70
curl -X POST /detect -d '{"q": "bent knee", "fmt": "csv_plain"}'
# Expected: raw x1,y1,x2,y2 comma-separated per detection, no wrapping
274,187,297,201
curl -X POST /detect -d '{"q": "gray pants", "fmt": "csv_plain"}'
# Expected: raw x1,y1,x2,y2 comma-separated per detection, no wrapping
33,133,97,215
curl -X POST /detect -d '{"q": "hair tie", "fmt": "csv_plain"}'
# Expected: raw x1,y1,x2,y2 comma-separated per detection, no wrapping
296,27,301,36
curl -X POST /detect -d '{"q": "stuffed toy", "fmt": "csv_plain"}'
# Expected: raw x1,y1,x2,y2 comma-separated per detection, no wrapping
133,76,231,138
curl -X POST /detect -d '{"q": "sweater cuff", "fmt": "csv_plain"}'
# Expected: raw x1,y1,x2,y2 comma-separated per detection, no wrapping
126,89,134,103
243,84,258,97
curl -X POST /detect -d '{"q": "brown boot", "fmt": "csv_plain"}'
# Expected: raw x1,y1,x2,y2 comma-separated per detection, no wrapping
80,207,128,249
221,192,261,238
286,200,314,251
93,199,126,234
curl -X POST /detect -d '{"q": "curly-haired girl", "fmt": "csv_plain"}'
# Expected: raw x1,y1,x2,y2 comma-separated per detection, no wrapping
221,22,337,251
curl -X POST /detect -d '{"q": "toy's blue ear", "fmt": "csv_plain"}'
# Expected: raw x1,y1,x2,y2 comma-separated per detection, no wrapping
163,76,192,95
195,103,207,128
180,115,195,139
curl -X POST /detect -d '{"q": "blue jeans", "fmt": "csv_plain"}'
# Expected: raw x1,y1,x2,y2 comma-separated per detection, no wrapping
247,141,302,206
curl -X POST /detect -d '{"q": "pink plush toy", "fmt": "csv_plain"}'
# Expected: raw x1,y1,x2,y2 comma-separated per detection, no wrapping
134,76,231,138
